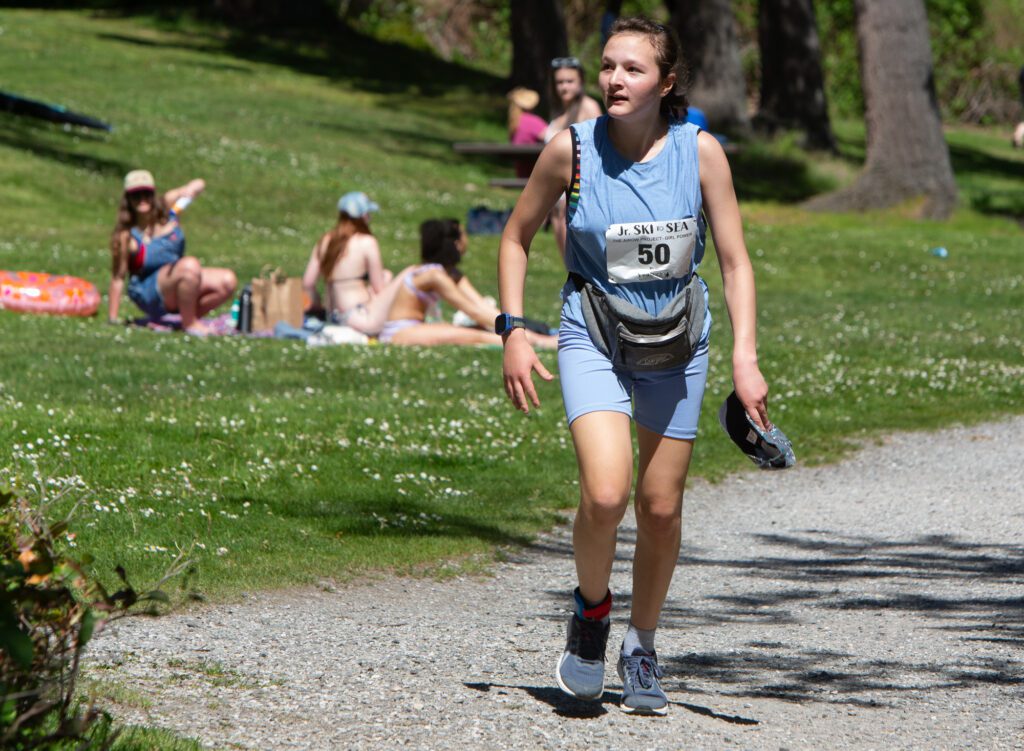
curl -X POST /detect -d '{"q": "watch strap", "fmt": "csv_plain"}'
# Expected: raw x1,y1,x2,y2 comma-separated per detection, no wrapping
494,313,526,335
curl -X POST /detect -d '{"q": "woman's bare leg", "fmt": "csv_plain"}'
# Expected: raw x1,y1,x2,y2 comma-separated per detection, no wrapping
630,425,694,630
158,257,203,330
568,411,634,606
346,266,414,336
196,267,237,317
389,322,502,346
159,259,235,332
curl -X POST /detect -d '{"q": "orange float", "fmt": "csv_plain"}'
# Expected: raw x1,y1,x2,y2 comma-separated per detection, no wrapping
0,271,100,317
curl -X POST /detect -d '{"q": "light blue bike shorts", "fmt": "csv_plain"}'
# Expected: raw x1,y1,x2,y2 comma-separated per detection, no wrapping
557,288,711,440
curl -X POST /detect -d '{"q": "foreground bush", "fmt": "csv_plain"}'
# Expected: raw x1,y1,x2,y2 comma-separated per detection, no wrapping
0,486,185,750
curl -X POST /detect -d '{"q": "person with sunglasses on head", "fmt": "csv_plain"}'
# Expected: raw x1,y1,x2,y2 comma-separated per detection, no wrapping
301,191,414,337
499,17,772,715
108,170,236,335
545,56,603,259
547,57,604,140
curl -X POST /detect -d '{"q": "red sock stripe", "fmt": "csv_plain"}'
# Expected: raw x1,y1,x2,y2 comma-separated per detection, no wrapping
582,591,612,621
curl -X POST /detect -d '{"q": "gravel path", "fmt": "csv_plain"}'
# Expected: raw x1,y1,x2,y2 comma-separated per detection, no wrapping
90,418,1024,750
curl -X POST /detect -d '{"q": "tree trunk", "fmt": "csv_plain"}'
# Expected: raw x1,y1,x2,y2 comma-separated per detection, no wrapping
807,0,957,218
510,0,569,118
668,0,749,133
756,0,835,151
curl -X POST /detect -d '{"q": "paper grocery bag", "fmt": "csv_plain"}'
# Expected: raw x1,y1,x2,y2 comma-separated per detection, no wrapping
251,269,303,332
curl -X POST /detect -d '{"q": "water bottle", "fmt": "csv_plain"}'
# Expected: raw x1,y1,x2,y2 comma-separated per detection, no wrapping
230,296,240,325
238,285,253,333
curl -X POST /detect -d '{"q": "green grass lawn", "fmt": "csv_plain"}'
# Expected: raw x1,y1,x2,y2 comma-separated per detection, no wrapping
1,9,1022,602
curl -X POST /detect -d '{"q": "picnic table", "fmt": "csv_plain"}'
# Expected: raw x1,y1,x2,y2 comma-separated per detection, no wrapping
452,142,545,189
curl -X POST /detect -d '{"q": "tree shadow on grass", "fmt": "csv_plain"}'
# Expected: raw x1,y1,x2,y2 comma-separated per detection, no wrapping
223,489,538,548
946,141,1024,222
95,31,256,74
0,120,129,175
88,17,503,100
728,148,837,204
947,141,1024,183
305,119,466,164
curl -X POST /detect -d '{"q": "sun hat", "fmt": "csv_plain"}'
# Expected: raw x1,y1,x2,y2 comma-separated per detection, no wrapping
508,87,540,111
337,191,379,218
718,390,796,470
124,169,156,193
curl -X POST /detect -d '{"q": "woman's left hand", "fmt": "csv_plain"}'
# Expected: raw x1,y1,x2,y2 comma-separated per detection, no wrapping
733,358,770,431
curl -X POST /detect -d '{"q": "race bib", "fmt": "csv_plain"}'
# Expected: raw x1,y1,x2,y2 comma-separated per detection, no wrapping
605,218,697,284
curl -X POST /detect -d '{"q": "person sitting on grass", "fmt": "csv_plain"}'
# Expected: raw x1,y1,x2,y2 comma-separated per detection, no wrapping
108,170,236,335
378,218,557,348
302,191,414,337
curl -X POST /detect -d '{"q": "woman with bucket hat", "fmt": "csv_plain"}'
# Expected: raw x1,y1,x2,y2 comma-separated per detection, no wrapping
507,87,547,179
108,170,236,334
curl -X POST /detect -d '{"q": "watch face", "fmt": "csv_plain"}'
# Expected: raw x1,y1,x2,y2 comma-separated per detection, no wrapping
495,314,523,335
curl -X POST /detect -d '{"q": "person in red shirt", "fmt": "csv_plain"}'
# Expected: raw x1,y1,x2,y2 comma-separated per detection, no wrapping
507,87,547,179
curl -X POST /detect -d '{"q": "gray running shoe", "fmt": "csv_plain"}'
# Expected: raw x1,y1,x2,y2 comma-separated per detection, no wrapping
555,614,610,700
617,647,669,715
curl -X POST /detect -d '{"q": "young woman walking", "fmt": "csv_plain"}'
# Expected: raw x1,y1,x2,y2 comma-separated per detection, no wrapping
497,17,771,715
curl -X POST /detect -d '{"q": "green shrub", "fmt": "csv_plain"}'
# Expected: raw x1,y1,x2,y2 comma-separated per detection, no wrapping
0,486,184,750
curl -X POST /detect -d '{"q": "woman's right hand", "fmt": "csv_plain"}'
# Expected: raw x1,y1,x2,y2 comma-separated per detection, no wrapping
502,330,553,414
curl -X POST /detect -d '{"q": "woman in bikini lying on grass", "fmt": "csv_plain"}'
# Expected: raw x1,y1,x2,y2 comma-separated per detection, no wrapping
379,218,557,348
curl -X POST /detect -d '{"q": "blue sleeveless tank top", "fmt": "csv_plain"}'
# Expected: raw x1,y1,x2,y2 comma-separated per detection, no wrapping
563,116,707,319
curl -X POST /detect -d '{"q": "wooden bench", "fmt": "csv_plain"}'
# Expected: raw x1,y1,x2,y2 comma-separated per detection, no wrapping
453,142,543,189
454,139,739,188
452,142,544,157
487,177,529,189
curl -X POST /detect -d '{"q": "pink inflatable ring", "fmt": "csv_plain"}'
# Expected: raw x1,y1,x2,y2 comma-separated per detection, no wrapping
0,270,100,317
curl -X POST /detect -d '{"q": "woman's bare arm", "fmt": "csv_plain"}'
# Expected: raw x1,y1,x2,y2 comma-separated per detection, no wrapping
359,235,387,295
163,178,206,209
698,130,770,429
423,268,496,329
108,232,130,322
456,276,500,318
497,128,572,411
301,236,325,309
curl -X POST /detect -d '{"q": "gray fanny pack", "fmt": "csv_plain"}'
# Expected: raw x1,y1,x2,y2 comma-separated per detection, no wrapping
571,272,706,371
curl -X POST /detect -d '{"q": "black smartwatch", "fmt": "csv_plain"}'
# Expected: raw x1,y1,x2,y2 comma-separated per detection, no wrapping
494,313,526,336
